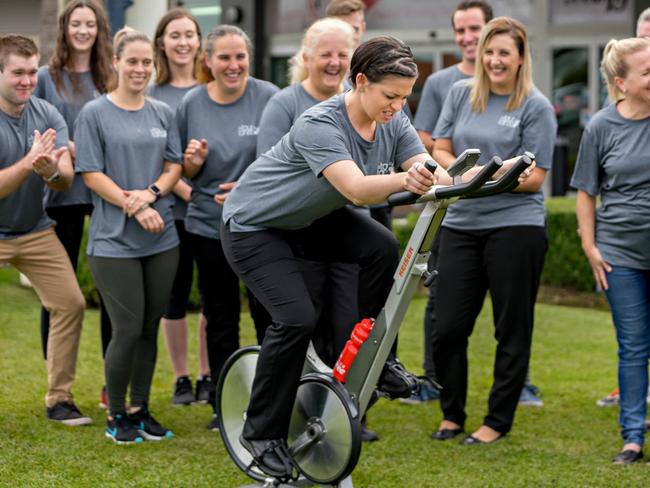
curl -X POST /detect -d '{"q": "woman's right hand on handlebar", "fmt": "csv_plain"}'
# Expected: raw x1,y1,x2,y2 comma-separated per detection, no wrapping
403,162,436,195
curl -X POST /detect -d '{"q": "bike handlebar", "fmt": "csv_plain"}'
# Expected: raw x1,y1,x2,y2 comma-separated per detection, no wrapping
386,160,438,206
463,155,532,199
431,156,502,200
386,153,533,207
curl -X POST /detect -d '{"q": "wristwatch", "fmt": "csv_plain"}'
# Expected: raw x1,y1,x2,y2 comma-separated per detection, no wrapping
148,183,162,202
44,170,61,184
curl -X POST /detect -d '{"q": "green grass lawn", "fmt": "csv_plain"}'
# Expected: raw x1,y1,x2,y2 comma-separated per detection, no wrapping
0,265,644,487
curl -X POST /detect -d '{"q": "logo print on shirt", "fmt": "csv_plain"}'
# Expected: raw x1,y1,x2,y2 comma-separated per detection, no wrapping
376,162,393,175
497,115,520,128
150,128,167,138
238,125,259,137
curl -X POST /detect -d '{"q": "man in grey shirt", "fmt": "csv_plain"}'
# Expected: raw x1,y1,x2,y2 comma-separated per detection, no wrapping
0,34,90,426
414,1,492,154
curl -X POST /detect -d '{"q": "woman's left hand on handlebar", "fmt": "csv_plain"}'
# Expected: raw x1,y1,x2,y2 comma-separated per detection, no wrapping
404,162,436,195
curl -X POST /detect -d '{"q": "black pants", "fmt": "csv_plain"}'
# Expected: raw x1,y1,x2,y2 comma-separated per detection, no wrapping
189,232,271,401
39,204,113,359
422,233,441,379
88,247,179,413
163,220,198,320
302,261,360,367
432,226,546,434
221,208,399,440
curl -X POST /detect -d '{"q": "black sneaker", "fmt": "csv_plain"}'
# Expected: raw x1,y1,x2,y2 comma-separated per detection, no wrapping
207,413,220,431
105,413,144,445
128,405,173,441
172,376,194,405
377,357,419,399
45,401,93,426
239,435,297,481
195,375,212,404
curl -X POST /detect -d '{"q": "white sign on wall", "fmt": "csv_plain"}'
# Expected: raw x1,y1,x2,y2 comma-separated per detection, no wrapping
549,0,631,25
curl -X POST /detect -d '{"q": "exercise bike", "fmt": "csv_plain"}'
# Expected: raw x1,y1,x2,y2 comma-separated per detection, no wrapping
217,149,533,487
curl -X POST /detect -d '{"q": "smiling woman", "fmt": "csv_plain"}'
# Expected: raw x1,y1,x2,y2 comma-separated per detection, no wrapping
74,27,184,445
149,9,212,408
430,16,556,445
175,24,278,428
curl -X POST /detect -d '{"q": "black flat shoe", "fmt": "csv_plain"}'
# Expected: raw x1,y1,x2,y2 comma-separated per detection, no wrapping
460,434,505,445
613,449,643,464
361,419,379,442
239,435,296,479
432,427,464,441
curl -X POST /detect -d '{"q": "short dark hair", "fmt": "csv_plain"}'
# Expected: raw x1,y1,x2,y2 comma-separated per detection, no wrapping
325,0,366,17
452,0,494,28
349,36,418,87
0,34,38,71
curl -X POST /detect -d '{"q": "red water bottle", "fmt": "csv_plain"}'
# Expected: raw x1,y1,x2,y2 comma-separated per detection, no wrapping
333,318,374,383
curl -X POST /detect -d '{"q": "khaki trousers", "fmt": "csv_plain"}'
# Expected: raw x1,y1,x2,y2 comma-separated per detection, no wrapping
0,227,85,406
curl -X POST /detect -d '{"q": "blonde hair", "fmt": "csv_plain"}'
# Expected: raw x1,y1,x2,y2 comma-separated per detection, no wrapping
601,37,650,103
470,16,532,113
113,26,150,59
288,18,354,84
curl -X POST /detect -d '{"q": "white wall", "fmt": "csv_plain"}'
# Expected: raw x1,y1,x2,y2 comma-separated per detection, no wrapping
0,0,44,39
125,0,168,39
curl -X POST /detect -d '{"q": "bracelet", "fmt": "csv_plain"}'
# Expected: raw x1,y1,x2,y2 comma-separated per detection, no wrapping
134,203,149,216
44,170,61,183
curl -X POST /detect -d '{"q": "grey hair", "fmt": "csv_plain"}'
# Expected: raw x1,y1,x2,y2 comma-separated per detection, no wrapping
289,18,354,84
637,7,650,36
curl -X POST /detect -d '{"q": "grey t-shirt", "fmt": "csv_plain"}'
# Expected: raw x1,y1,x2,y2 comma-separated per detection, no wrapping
148,83,196,221
256,83,319,156
0,98,68,239
571,103,650,269
223,93,425,231
434,81,557,229
413,64,469,134
33,66,99,207
75,96,182,258
177,78,279,239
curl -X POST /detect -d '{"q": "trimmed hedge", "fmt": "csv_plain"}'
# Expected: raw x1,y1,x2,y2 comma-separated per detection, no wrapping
542,197,594,291
76,196,594,307
392,196,595,292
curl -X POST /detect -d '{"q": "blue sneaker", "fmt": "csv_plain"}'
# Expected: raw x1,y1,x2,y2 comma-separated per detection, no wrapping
128,405,173,441
105,413,144,445
399,378,440,405
519,384,543,407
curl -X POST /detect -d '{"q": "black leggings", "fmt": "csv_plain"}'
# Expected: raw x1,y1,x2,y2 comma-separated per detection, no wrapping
221,208,399,440
40,204,112,358
432,226,546,434
88,247,179,413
